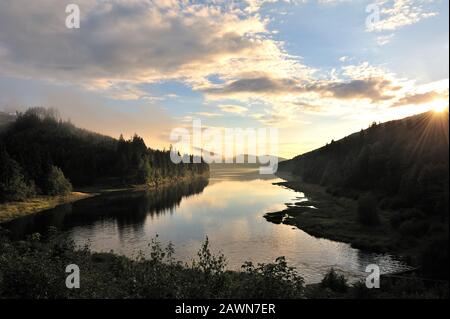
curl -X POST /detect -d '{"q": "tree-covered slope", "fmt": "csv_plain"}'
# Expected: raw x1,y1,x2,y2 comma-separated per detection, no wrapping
279,110,449,218
0,107,209,202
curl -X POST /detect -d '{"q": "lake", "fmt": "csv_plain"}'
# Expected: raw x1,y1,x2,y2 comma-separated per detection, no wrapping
2,168,410,283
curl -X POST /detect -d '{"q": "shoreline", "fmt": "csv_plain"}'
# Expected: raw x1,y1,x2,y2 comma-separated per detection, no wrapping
268,180,413,257
0,172,210,224
0,192,94,223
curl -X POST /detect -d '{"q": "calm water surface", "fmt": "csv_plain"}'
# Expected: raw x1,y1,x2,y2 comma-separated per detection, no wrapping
3,168,410,283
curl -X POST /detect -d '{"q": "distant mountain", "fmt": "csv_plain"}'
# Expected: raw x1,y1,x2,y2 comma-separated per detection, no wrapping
279,110,449,217
209,154,286,169
233,154,287,162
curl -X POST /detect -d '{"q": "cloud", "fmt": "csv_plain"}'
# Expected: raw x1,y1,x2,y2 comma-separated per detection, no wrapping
367,0,438,32
251,112,291,126
218,104,249,114
318,78,399,101
204,74,400,102
204,76,299,96
376,33,395,46
0,0,305,99
0,0,444,131
392,90,449,107
248,100,312,127
194,112,223,118
199,60,412,126
339,56,353,62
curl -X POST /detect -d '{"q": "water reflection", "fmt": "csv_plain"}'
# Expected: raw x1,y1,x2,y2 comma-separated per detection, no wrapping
4,177,209,239
3,169,410,283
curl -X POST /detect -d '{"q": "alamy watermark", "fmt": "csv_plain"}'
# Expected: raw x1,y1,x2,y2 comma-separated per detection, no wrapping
365,264,380,289
65,264,80,289
65,4,80,29
365,3,380,31
169,120,279,174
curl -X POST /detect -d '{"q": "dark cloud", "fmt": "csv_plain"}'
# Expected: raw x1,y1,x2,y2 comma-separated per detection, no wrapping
319,78,398,101
392,90,448,107
204,77,299,95
204,75,400,102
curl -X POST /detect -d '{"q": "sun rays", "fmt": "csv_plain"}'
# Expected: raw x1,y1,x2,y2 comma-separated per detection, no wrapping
432,104,448,113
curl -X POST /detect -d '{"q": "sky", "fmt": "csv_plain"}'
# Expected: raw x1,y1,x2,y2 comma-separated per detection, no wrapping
0,0,448,158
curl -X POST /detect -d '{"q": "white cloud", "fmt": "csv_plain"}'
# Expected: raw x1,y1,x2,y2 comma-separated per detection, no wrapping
0,0,445,129
194,112,223,118
0,0,307,99
376,33,395,45
218,104,249,114
367,0,438,32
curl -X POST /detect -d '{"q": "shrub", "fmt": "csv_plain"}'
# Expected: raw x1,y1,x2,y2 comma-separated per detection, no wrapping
238,257,305,298
320,268,348,293
350,281,375,299
357,192,380,226
45,166,72,196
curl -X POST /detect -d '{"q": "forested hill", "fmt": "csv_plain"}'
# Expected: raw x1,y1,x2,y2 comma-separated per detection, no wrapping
0,107,209,202
279,110,449,218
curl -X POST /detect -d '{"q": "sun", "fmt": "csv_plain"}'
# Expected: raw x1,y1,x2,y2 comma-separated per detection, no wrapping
432,104,448,113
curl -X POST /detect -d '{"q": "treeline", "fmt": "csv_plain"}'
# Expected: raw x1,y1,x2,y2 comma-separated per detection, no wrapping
280,111,449,219
0,107,209,202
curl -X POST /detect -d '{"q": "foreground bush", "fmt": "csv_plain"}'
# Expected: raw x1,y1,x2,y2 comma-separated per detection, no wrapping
0,231,304,299
320,268,348,293
0,228,447,299
306,269,449,299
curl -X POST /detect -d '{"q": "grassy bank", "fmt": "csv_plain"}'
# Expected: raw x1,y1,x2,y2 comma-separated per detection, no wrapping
268,180,449,282
0,192,94,223
270,181,396,252
267,181,444,260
